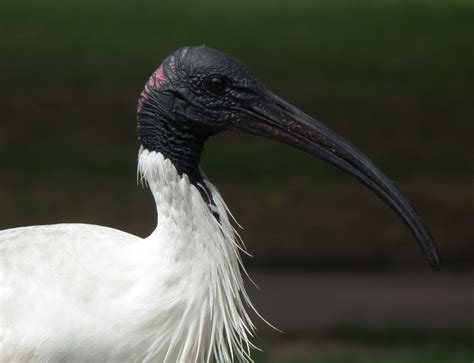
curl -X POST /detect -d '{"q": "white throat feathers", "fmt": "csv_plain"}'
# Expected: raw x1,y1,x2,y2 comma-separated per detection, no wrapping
137,148,262,362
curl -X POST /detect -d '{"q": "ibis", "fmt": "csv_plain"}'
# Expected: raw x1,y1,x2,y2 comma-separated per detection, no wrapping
0,46,440,362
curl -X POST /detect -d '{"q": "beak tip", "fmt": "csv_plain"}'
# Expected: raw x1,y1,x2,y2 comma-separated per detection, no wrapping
418,227,440,271
428,251,441,271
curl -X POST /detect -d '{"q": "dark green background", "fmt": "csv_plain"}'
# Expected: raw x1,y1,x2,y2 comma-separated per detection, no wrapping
1,0,473,361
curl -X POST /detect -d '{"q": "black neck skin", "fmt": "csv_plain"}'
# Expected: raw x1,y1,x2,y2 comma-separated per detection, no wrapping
138,102,218,218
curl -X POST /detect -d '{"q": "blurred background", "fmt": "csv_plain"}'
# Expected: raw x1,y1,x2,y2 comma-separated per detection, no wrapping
1,0,473,361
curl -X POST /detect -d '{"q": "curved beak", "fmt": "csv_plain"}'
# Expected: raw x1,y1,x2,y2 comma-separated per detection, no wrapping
236,91,440,270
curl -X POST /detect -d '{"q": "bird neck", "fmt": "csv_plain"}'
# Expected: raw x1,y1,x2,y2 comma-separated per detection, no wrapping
137,101,209,198
138,147,215,234
137,148,257,362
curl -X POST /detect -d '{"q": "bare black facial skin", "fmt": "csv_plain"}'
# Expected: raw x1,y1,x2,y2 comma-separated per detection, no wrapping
137,46,440,270
138,47,262,180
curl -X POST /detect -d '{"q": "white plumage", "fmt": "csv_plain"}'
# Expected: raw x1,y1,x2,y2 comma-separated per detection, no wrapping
1,150,258,362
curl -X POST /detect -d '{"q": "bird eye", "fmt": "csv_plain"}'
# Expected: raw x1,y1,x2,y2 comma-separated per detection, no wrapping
206,76,227,94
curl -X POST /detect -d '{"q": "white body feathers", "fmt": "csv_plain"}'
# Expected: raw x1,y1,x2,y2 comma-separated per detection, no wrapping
0,150,258,362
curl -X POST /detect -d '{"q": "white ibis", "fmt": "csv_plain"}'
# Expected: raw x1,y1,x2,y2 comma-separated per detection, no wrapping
0,46,439,362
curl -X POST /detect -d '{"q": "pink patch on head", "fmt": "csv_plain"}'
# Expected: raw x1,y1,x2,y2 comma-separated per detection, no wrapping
137,65,168,113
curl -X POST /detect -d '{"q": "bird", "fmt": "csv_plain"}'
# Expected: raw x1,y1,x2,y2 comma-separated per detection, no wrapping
0,46,440,363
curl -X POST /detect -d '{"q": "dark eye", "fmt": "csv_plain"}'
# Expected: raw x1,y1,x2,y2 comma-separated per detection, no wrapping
206,76,227,94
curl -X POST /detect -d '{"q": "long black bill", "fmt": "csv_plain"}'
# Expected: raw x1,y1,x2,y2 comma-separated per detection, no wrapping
239,92,440,270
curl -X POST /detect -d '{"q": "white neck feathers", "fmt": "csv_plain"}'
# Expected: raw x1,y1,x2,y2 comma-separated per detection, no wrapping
137,148,260,363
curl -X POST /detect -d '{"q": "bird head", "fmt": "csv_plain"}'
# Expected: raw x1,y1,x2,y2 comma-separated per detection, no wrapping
138,46,265,137
137,46,440,270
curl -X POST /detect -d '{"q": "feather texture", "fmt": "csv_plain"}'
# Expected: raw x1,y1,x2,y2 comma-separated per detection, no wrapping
0,149,260,362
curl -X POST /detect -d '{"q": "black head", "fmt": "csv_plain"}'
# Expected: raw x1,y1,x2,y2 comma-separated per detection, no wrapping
137,46,440,270
138,46,264,136
138,46,268,176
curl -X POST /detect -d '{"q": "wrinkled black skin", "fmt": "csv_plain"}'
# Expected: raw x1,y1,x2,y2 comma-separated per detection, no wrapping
138,46,265,206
